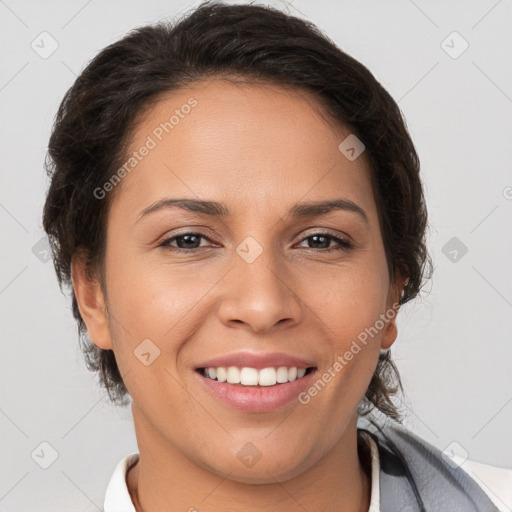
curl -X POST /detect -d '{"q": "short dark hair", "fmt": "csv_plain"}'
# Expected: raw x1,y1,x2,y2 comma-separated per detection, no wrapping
42,0,432,420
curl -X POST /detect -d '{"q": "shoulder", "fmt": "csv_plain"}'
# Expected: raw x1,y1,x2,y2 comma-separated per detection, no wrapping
357,415,512,511
455,456,512,512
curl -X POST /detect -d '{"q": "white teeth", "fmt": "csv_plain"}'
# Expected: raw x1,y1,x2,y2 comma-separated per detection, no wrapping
216,367,227,383
226,366,241,384
240,367,259,385
202,366,312,386
259,367,277,386
276,366,289,383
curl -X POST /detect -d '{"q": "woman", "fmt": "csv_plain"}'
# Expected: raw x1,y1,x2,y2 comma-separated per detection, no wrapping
42,2,511,511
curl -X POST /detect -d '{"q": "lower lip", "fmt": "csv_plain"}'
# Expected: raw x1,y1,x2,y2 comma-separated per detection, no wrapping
195,369,317,413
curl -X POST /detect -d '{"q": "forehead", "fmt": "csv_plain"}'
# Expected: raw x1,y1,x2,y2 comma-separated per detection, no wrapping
111,79,376,223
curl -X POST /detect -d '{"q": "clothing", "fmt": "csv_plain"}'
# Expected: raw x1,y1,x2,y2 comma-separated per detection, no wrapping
357,414,512,511
104,453,139,512
104,416,512,511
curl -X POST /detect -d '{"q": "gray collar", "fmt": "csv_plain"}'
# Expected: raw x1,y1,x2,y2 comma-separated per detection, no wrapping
356,415,500,511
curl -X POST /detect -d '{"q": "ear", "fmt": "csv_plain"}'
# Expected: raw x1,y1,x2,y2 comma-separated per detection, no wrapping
380,271,408,350
71,251,113,350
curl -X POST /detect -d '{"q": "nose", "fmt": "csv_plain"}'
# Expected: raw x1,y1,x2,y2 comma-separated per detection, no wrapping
217,243,303,334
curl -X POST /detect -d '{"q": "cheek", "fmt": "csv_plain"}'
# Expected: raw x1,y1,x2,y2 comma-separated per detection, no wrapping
315,262,389,342
298,269,387,420
304,254,389,398
104,243,207,337
316,277,384,389
102,251,200,410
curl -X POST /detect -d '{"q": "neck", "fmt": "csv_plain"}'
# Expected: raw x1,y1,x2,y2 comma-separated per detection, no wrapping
126,406,371,512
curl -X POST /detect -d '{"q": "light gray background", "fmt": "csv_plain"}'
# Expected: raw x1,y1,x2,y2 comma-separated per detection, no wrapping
1,0,511,510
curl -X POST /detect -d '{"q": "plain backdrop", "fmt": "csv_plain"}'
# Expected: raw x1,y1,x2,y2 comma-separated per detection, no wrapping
1,0,511,510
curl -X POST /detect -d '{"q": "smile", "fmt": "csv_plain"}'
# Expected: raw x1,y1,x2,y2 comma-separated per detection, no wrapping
195,366,318,413
198,366,314,386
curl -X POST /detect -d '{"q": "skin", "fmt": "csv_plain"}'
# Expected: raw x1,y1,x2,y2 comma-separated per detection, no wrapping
72,78,405,511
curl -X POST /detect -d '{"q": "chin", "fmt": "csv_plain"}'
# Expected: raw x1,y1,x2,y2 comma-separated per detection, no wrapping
197,451,311,485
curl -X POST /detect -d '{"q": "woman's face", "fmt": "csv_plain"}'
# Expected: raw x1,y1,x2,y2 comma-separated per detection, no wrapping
76,79,403,483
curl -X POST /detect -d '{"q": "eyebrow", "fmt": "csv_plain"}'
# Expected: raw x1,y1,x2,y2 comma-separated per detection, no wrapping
136,198,369,225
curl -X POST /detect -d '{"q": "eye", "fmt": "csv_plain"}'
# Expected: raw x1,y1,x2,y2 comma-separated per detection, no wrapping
158,231,354,253
159,232,214,252
296,232,353,252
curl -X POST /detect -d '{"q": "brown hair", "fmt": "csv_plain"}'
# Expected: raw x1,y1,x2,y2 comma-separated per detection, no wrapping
42,1,432,420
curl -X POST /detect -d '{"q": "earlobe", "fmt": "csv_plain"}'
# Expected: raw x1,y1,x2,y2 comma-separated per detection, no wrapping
381,271,407,351
71,252,113,350
381,319,398,350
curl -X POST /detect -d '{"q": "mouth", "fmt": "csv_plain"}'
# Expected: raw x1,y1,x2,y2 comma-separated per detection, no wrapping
194,365,318,413
195,366,317,386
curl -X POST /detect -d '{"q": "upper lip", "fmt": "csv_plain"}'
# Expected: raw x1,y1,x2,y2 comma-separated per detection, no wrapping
195,351,317,370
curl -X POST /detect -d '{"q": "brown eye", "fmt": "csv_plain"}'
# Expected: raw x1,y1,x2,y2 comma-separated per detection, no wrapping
159,232,213,252
297,233,353,252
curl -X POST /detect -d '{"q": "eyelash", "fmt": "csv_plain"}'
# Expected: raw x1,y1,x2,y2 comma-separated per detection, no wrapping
158,232,354,253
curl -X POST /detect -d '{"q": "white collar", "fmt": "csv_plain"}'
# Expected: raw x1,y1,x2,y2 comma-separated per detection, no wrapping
104,452,139,512
103,433,381,511
362,431,381,511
